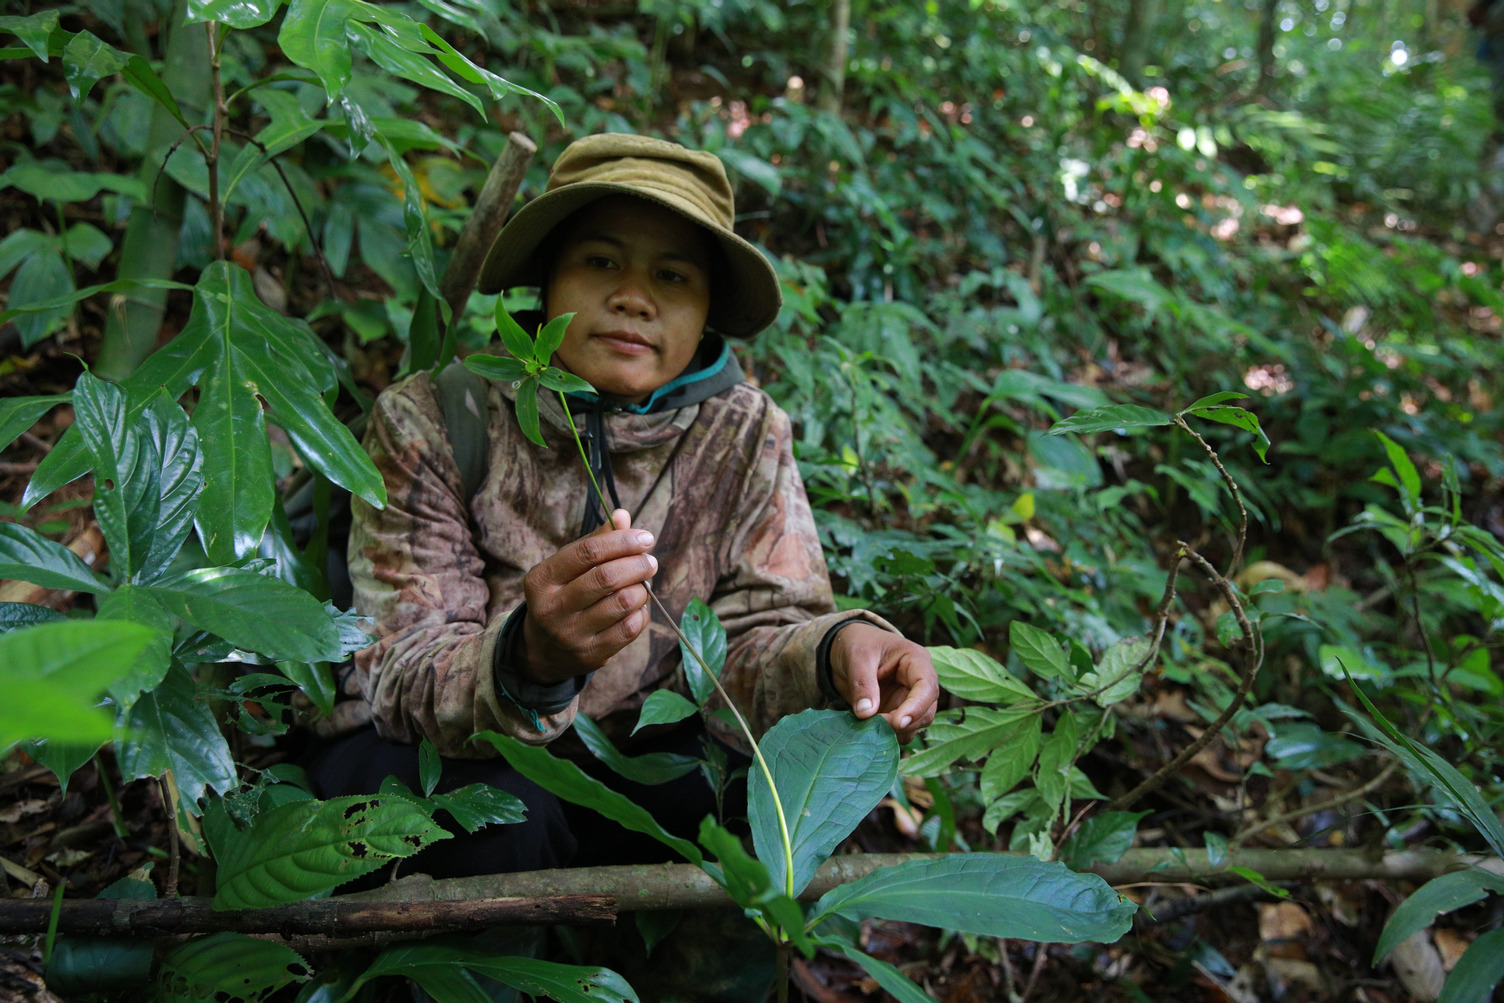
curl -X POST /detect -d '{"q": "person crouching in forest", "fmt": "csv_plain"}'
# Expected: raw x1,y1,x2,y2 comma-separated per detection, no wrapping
308,133,939,879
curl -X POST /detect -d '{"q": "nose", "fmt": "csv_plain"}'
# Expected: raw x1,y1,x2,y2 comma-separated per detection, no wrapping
607,270,655,320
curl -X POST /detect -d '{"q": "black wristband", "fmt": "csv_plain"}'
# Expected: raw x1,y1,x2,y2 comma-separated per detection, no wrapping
815,618,868,708
492,603,589,716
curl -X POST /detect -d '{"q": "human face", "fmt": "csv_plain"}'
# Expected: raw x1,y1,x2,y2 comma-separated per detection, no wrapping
545,196,713,404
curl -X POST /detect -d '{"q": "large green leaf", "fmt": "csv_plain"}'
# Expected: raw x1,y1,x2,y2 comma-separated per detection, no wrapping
573,713,699,785
1375,870,1504,964
117,664,238,813
978,713,1042,803
346,20,484,117
157,932,311,1002
902,705,1037,778
359,942,638,1003
0,11,60,61
184,0,285,28
0,620,159,747
1438,928,1504,1003
133,400,206,583
209,794,448,909
679,598,727,706
1079,637,1152,707
751,709,897,897
121,54,188,127
279,0,353,100
141,567,344,663
430,783,528,834
1046,405,1173,436
929,645,1038,703
0,394,66,451
811,855,1135,944
0,522,108,594
61,29,127,102
94,586,174,709
633,690,698,734
476,731,702,865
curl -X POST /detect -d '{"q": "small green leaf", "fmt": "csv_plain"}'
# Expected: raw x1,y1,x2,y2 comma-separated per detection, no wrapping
0,522,108,594
1227,865,1290,898
430,783,527,834
1180,391,1250,413
348,21,484,117
10,248,72,349
513,379,543,446
1190,406,1271,463
679,599,727,706
358,943,638,1003
930,644,1037,703
419,737,441,797
122,54,188,127
633,690,698,734
825,941,937,1002
534,312,573,364
903,705,1036,778
978,714,1041,803
465,354,529,384
1374,870,1504,964
698,818,813,957
61,30,127,102
0,602,66,632
22,739,100,795
278,0,353,101
751,709,898,897
1061,811,1149,870
813,854,1135,943
0,395,66,453
157,932,311,1002
1080,636,1152,706
1008,622,1073,682
1437,928,1504,1003
0,11,60,61
574,713,699,785
184,0,284,28
477,730,702,865
1046,405,1173,436
494,302,536,361
1374,429,1423,510
538,368,596,394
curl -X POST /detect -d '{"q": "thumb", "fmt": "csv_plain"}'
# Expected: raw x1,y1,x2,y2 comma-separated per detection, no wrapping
589,507,633,536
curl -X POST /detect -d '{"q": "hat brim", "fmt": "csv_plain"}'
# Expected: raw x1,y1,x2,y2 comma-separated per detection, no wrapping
476,183,782,338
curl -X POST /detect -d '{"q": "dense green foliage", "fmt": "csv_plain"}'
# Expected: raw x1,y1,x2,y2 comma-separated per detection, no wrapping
3,0,1504,998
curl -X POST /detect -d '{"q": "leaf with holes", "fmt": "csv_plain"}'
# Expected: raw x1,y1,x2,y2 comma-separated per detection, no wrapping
157,932,311,1002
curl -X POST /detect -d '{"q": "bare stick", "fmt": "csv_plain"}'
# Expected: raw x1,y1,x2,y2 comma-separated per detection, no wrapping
1174,416,1248,576
440,132,538,325
226,128,337,297
1109,544,1264,812
1230,759,1401,852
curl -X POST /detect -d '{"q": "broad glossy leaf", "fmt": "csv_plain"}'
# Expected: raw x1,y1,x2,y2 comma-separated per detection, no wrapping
751,709,897,897
902,705,1036,778
1191,406,1271,463
140,567,344,663
118,664,238,814
0,620,158,747
0,394,66,451
361,942,638,1003
10,248,72,348
347,21,484,117
1046,405,1173,436
377,135,443,300
133,400,205,583
476,731,702,865
278,0,353,100
813,854,1135,943
929,645,1037,703
1374,870,1504,964
22,739,100,795
1438,928,1504,1003
0,522,108,594
416,22,558,117
0,602,66,632
122,54,188,127
0,11,59,60
184,0,284,28
209,794,447,909
1265,722,1365,770
193,331,275,564
574,713,699,785
158,932,311,1002
699,818,812,957
73,372,156,581
61,30,127,102
633,690,698,734
431,783,527,833
465,354,529,384
95,586,173,708
977,713,1041,803
1060,811,1149,870
279,661,337,715
494,301,535,362
1009,622,1073,682
679,598,727,706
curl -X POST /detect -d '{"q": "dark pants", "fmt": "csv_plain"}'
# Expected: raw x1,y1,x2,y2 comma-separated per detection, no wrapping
305,723,745,883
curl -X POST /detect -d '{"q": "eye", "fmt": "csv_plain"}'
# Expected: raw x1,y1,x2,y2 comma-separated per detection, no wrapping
585,255,616,269
658,268,687,284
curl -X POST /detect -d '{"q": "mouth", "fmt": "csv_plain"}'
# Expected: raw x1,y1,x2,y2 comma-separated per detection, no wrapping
593,330,656,353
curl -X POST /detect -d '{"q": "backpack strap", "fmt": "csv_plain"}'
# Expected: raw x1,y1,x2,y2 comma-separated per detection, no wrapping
432,361,491,500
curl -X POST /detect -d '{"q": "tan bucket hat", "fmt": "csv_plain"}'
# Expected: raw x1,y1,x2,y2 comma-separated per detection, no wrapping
476,133,782,338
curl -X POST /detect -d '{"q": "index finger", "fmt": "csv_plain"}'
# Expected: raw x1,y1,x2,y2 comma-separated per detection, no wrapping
546,525,656,586
887,651,939,732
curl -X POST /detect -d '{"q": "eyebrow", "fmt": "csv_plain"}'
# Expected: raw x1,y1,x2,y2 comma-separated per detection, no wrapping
571,232,708,270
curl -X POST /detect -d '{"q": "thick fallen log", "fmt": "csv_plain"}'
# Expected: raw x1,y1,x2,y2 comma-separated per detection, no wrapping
3,848,1497,938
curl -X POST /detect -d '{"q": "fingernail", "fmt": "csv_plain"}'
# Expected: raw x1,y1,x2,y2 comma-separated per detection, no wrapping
855,698,874,715
634,530,655,547
646,554,658,572
899,715,913,729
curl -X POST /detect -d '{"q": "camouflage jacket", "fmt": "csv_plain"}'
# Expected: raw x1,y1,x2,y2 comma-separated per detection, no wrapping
347,340,896,758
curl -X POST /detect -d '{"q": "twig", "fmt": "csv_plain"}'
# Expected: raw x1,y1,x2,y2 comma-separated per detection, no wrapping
160,771,181,899
205,23,226,262
1109,544,1264,812
1230,759,1401,852
1174,416,1248,576
151,123,213,218
225,128,337,297
1140,882,1289,925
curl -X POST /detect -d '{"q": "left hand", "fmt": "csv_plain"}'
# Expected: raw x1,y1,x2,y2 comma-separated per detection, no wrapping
828,624,939,744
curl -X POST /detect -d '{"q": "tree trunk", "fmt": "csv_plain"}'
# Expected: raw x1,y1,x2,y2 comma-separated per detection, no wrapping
1255,0,1279,96
816,0,851,115
1119,0,1161,87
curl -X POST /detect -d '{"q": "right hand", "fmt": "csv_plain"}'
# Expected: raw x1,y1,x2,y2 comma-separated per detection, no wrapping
518,508,657,685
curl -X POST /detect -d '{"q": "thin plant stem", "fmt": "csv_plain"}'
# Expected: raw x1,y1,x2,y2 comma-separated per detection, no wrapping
161,771,182,898
205,22,226,262
556,390,800,901
94,753,130,841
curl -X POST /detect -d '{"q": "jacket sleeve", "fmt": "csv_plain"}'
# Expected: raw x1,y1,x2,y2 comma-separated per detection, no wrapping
709,401,899,741
347,375,577,757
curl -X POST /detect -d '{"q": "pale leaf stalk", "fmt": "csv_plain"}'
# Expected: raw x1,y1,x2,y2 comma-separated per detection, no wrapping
557,390,799,903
